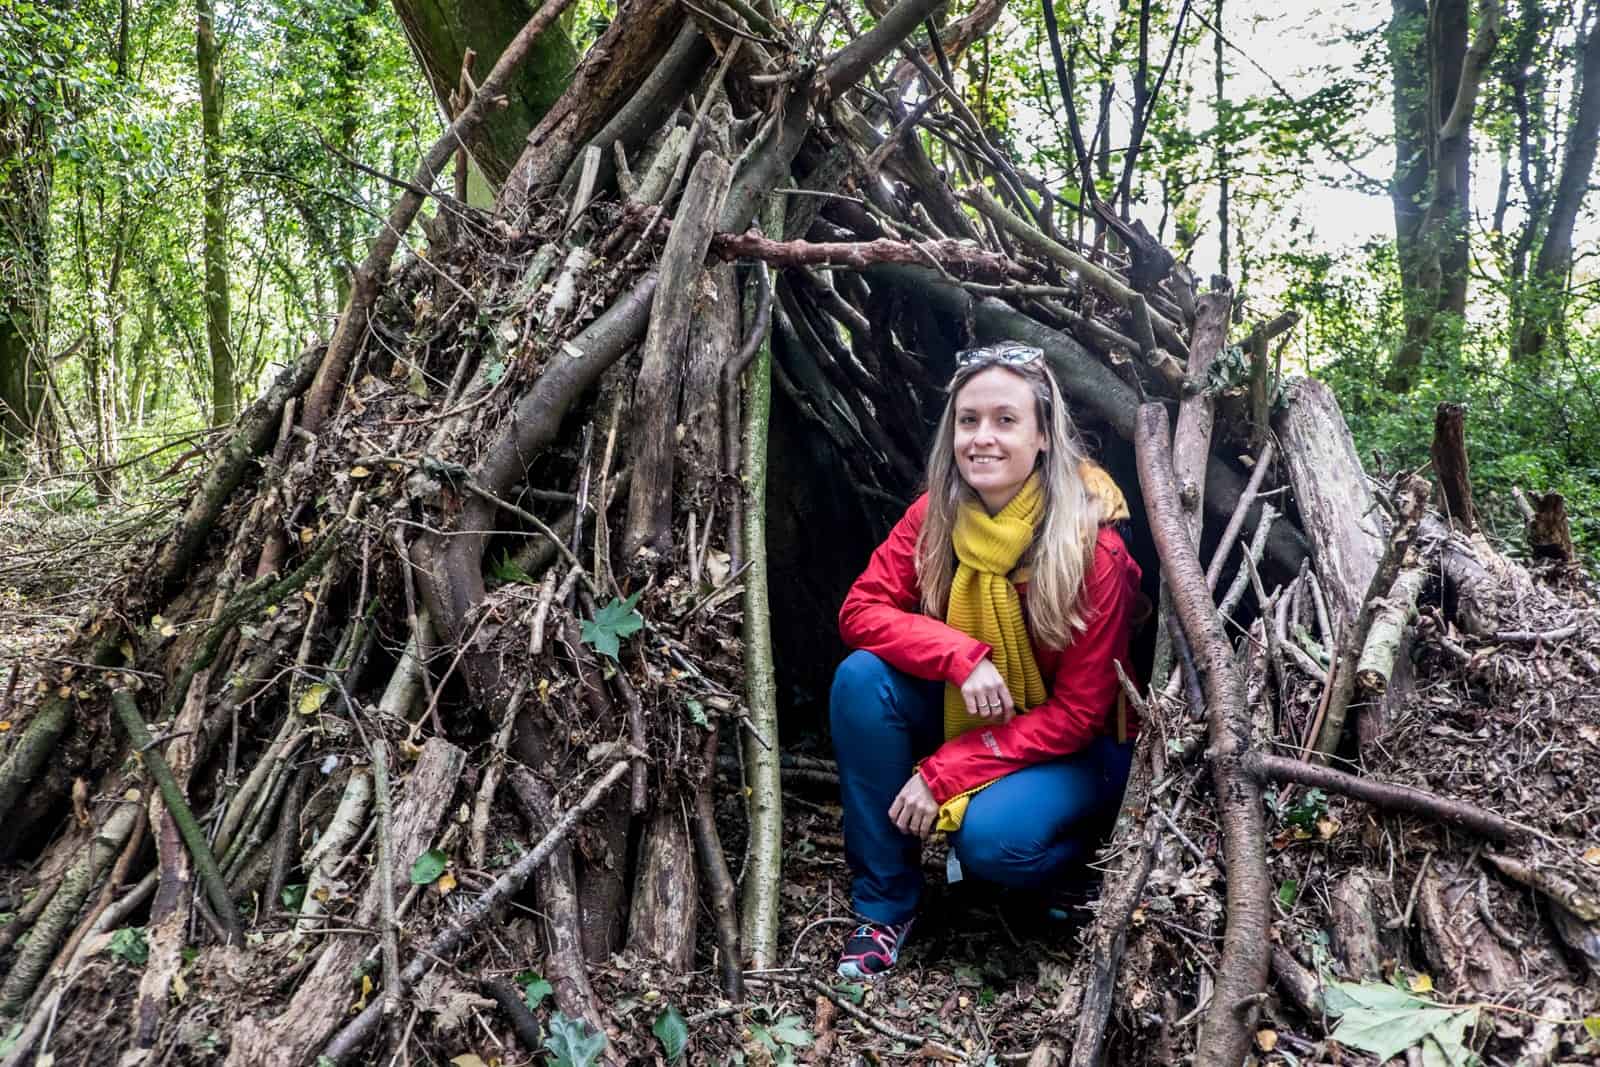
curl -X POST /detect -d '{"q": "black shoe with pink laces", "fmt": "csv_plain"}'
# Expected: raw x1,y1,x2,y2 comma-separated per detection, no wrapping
836,917,914,979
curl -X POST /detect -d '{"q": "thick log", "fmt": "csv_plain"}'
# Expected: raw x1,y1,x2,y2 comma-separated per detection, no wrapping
1135,404,1269,1067
1274,377,1382,635
1430,402,1477,530
226,739,466,1067
682,260,740,484
625,807,698,971
624,150,732,556
507,766,612,1035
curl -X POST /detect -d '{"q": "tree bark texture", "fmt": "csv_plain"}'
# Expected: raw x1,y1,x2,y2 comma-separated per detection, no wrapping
1516,0,1600,361
1430,401,1476,530
0,94,51,455
392,0,578,186
197,0,236,425
1273,377,1383,634
1135,404,1270,1067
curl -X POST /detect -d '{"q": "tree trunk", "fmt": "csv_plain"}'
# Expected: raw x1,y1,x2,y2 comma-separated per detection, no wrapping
0,98,51,461
1516,0,1600,361
1388,0,1428,342
1386,0,1499,392
392,0,577,187
198,0,236,424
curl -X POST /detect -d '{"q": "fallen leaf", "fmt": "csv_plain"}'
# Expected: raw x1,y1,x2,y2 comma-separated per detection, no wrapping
298,684,331,716
349,466,372,479
1255,1029,1278,1052
449,1056,488,1067
299,527,315,544
436,870,458,895
173,972,188,1001
1408,973,1433,994
353,973,373,1012
1582,847,1600,867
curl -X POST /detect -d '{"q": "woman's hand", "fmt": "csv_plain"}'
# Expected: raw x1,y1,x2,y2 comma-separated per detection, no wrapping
960,658,1015,721
888,771,939,838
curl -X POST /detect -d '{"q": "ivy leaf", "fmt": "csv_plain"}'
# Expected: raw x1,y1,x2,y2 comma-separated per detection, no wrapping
298,683,331,715
833,981,866,1005
580,590,645,660
685,698,708,728
1277,879,1299,907
652,1004,689,1061
767,1015,813,1048
108,926,149,966
482,360,506,386
521,974,553,1011
1323,979,1477,1063
544,1011,607,1067
281,883,307,909
489,553,537,586
409,848,448,885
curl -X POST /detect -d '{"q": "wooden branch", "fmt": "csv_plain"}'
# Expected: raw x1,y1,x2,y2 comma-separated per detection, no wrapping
1438,0,1502,141
690,740,745,999
823,0,950,98
1245,753,1533,842
1135,403,1269,1067
369,740,401,1045
1310,475,1429,757
711,231,1023,281
1356,565,1426,694
1204,440,1275,593
739,217,784,968
111,690,243,944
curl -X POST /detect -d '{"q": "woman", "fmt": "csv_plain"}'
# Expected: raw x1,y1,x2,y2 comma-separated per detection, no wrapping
831,341,1142,980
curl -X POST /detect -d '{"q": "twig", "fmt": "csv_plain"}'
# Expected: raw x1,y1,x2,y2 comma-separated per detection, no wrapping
371,739,402,1045
1203,440,1276,593
321,760,631,1063
112,689,244,944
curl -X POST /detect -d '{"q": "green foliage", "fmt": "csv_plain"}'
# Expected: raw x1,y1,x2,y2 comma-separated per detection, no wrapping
108,925,149,965
652,1005,689,1061
408,848,448,885
516,970,553,1010
544,1011,607,1067
1323,978,1478,1065
749,1014,814,1065
580,590,645,660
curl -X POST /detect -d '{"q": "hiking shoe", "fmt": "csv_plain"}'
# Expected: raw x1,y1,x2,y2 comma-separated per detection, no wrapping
837,917,914,979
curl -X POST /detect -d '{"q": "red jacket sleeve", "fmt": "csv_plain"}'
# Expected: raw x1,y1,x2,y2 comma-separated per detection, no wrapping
837,495,992,686
917,527,1140,805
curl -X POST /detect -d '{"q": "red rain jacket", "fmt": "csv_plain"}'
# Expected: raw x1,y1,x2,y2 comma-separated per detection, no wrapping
837,494,1143,805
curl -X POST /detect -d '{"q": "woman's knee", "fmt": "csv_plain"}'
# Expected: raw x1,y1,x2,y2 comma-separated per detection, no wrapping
830,650,893,728
953,798,1074,886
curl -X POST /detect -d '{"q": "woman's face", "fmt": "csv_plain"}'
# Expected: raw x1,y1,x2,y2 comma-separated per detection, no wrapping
952,366,1048,514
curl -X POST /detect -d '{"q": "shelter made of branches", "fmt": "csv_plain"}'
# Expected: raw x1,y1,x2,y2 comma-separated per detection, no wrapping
2,0,1598,1064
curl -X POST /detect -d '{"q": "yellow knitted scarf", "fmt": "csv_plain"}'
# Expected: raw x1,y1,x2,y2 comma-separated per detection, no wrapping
942,474,1048,741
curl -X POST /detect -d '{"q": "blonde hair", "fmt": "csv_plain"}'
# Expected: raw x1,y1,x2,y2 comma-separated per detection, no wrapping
915,355,1103,649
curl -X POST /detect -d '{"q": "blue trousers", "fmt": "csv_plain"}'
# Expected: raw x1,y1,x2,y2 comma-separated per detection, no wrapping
830,650,1133,924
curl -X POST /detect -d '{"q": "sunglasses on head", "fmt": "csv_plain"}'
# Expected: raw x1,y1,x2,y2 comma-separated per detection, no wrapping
954,342,1044,369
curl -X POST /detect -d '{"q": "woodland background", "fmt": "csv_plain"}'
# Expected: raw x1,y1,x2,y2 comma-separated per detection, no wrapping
2,0,1598,554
